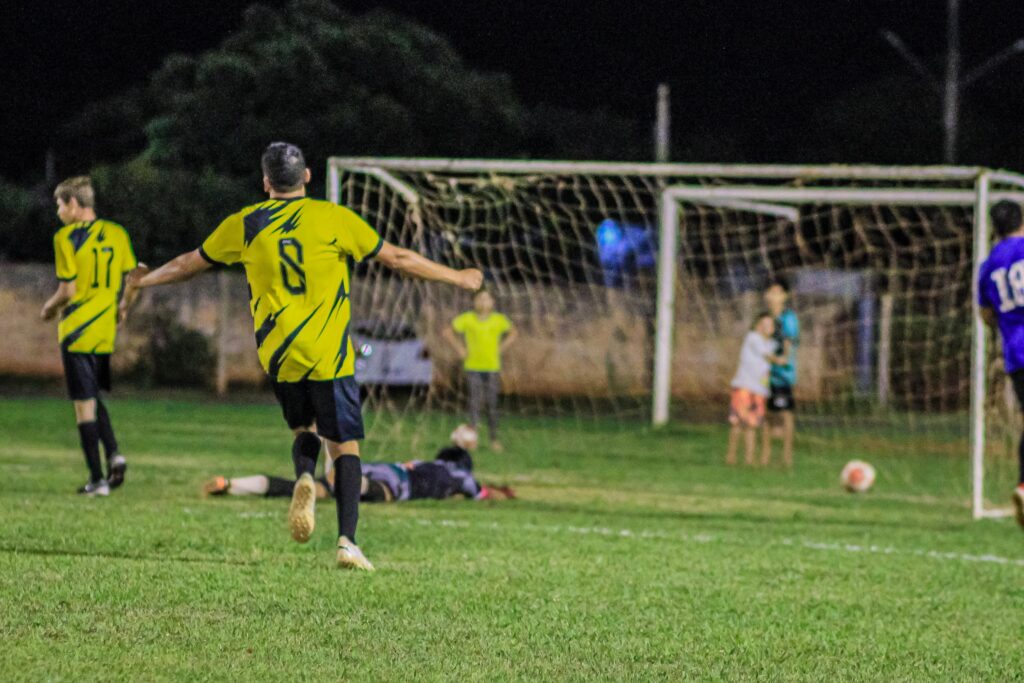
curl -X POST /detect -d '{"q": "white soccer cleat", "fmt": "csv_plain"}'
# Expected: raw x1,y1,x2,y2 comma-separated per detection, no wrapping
336,536,375,571
77,479,110,497
288,473,317,543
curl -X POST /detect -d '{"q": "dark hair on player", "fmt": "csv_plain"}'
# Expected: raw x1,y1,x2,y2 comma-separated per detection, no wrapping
436,448,474,472
767,275,790,293
991,201,1023,239
261,142,307,192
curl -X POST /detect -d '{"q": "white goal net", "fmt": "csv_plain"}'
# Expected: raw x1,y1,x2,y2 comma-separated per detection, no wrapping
328,158,1024,519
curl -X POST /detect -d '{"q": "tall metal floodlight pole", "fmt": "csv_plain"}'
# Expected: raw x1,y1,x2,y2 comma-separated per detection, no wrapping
883,0,1024,163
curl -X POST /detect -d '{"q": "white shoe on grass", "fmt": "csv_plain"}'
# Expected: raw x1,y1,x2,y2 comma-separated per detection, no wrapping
77,479,110,497
288,473,317,543
336,536,375,571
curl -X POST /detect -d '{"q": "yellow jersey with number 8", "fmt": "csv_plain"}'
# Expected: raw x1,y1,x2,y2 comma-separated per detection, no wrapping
200,197,382,382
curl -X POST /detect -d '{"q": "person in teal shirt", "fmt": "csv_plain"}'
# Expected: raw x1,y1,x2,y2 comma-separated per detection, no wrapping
763,278,799,467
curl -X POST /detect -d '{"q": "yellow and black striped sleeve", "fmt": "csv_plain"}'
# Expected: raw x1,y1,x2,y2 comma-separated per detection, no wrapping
200,211,244,266
332,205,383,262
54,230,77,281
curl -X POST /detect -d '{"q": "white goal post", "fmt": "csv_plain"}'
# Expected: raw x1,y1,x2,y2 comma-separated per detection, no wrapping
328,157,1024,519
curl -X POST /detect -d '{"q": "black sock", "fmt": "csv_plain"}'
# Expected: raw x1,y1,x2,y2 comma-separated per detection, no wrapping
77,421,104,483
266,476,297,498
291,432,321,478
96,401,119,461
1018,433,1024,486
335,455,361,543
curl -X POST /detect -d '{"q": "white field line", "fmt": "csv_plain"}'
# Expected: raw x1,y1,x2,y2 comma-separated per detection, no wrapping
394,517,1024,568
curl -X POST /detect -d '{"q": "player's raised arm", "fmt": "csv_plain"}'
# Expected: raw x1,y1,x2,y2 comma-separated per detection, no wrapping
374,241,482,290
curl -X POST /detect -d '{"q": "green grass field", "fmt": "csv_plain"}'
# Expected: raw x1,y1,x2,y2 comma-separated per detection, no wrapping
1,394,1023,681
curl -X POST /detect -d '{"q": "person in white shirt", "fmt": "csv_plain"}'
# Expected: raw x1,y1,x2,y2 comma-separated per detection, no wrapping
727,313,786,466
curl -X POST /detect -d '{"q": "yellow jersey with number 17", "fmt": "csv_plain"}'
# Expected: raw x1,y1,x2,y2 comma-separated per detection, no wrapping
199,197,382,382
53,219,137,354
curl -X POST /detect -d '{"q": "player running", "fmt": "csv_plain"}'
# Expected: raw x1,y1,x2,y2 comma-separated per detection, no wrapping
763,278,799,467
727,313,785,466
443,289,517,451
41,176,138,496
977,200,1024,528
123,142,482,569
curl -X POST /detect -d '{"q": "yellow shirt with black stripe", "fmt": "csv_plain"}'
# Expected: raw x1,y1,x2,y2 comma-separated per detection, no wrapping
53,219,137,354
200,197,382,382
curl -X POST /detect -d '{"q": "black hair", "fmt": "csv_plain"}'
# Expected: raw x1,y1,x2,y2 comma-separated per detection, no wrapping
752,310,775,330
992,201,1023,239
435,446,473,472
261,142,307,191
767,275,790,293
473,287,491,300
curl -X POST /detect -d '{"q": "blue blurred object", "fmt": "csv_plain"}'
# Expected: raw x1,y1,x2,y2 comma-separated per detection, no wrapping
596,219,657,288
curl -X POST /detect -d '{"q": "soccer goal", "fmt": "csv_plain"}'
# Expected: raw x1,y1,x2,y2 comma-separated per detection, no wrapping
327,158,1024,519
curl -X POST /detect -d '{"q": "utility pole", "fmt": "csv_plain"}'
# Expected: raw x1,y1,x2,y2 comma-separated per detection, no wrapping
883,0,1024,163
942,0,960,164
654,83,671,163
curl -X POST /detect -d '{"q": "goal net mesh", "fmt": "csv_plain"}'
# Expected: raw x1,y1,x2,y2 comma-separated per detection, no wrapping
334,163,1021,513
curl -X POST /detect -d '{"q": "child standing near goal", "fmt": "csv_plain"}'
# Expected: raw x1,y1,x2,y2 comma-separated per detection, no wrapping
444,289,518,451
763,278,799,467
727,313,785,466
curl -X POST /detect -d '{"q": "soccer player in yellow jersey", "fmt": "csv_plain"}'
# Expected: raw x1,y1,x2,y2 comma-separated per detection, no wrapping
123,143,482,570
41,176,138,496
444,289,517,451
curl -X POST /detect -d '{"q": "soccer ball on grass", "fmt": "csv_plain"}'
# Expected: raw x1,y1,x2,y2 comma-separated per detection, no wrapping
840,460,876,493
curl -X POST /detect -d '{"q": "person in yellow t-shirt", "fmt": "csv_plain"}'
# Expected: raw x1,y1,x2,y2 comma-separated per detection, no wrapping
444,289,517,451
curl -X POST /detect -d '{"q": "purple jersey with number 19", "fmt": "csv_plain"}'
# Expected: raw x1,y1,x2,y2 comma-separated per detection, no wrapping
978,236,1024,373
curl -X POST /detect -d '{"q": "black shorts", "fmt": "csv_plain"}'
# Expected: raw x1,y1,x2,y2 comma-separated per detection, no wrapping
61,351,111,401
271,376,364,443
1011,370,1024,408
768,384,795,412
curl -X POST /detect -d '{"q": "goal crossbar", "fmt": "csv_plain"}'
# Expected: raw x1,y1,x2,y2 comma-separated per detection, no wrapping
330,157,995,181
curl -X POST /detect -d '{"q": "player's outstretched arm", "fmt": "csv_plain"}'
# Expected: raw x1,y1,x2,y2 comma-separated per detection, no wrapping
375,241,482,290
130,250,211,290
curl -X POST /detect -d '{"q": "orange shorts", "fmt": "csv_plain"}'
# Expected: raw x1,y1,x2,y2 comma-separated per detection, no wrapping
729,388,766,428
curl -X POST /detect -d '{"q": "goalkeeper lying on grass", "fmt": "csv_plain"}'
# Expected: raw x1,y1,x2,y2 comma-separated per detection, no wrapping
203,425,516,503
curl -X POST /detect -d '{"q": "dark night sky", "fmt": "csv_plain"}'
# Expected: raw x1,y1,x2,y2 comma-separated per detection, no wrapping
3,0,1024,179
